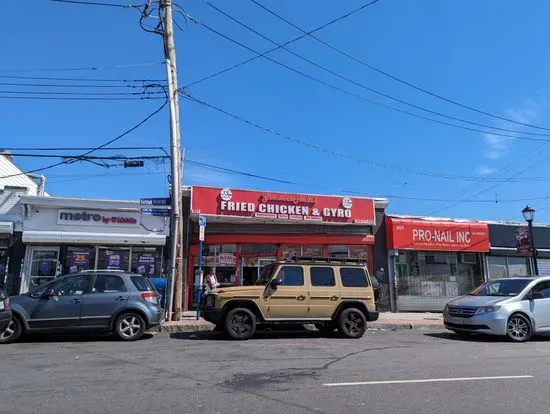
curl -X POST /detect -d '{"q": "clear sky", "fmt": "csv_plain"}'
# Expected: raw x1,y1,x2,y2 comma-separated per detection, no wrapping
2,0,550,223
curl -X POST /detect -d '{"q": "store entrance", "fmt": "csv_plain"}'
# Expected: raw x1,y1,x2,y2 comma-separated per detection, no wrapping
241,257,276,286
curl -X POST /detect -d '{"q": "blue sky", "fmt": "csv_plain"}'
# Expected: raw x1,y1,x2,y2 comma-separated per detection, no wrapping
2,0,550,223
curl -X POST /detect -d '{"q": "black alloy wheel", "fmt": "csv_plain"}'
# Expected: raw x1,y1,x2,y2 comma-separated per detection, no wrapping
0,317,23,344
338,308,367,339
225,308,256,340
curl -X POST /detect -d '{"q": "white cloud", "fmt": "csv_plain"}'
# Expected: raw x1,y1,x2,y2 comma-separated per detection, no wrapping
475,165,496,175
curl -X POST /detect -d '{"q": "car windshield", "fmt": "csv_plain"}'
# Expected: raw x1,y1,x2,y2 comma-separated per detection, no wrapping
470,279,531,297
256,264,276,286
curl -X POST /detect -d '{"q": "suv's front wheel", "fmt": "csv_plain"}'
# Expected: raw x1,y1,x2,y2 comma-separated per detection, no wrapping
338,308,367,339
225,308,257,340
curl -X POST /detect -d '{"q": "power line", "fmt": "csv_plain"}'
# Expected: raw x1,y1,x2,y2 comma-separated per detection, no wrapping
181,92,546,183
0,61,163,73
0,74,164,82
0,95,164,101
1,146,168,152
0,90,164,96
189,17,550,144
2,153,169,160
0,100,167,179
205,2,550,140
185,158,550,203
249,0,550,132
0,81,165,89
49,0,144,8
183,0,380,88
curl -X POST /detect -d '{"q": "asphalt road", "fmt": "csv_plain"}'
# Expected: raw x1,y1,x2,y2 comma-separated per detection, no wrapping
1,328,549,413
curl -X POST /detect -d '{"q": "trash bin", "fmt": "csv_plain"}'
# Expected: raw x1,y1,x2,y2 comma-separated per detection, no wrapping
149,277,167,309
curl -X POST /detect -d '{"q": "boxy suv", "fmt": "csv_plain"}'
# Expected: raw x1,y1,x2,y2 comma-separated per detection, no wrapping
202,257,379,340
0,271,163,344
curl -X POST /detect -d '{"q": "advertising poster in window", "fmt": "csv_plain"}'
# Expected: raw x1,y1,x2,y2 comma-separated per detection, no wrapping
302,245,324,257
349,245,369,260
104,250,128,271
67,248,92,274
281,245,301,259
38,259,55,276
516,227,531,254
137,252,156,276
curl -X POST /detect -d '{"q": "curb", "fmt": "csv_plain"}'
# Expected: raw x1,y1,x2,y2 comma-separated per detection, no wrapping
157,322,444,334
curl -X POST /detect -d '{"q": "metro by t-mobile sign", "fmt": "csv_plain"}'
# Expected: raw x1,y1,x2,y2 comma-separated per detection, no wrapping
386,217,490,252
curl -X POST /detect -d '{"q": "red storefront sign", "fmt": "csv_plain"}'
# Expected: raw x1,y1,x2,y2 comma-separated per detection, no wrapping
386,217,490,252
191,186,376,225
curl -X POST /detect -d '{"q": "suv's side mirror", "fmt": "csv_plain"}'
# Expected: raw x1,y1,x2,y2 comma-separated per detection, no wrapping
270,278,283,289
42,288,57,299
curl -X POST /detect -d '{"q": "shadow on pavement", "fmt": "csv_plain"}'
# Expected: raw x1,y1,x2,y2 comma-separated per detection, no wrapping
425,332,550,343
170,328,346,341
14,332,156,344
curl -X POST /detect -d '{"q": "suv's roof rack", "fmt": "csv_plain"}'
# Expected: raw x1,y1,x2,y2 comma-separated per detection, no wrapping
79,269,126,273
285,256,368,264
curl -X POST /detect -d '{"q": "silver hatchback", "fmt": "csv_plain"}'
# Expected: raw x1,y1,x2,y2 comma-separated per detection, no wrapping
444,276,550,342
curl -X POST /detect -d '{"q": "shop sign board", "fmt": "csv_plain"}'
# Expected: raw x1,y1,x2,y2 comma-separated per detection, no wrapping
58,210,139,227
386,217,490,252
191,186,375,225
141,208,170,217
140,198,171,206
515,227,531,254
217,253,236,266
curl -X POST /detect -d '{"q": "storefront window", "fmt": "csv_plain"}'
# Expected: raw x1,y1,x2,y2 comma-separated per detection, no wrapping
487,256,530,279
281,244,301,259
349,245,369,260
98,247,130,271
240,244,277,255
396,251,483,299
328,245,348,258
63,246,96,274
29,248,60,289
302,245,324,257
131,247,162,277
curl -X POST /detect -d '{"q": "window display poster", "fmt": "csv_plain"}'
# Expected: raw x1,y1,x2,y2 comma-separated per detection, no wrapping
349,245,369,259
137,253,156,276
38,260,54,276
104,250,128,271
281,245,301,259
302,245,324,257
67,248,92,274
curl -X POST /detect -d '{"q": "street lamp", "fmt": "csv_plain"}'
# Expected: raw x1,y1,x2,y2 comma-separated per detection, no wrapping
522,205,539,276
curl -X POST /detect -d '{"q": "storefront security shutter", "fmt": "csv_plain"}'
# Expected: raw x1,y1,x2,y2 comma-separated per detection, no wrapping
538,259,550,276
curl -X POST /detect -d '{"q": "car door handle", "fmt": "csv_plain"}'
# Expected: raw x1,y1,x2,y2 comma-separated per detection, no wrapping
115,296,126,301
297,295,306,301
330,296,339,301
71,299,81,304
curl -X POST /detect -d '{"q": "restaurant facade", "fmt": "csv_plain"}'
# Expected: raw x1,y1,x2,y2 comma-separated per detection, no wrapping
183,186,389,310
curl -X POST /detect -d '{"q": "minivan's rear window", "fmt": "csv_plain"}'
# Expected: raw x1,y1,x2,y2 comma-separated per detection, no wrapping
340,267,369,288
131,276,155,292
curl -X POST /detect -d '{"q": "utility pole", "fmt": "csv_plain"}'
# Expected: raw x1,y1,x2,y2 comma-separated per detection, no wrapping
161,0,184,321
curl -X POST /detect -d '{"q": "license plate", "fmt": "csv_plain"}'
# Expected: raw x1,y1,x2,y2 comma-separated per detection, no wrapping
0,302,4,310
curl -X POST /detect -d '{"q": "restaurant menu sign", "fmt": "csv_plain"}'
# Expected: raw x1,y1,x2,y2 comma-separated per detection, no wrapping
386,217,490,252
191,186,376,225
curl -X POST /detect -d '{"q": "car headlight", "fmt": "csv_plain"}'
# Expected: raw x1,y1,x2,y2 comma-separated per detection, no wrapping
444,304,449,313
475,306,501,315
205,294,217,307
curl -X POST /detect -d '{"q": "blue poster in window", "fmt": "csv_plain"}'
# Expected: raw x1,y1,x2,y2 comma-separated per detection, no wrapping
137,253,156,276
67,248,92,274
104,250,128,271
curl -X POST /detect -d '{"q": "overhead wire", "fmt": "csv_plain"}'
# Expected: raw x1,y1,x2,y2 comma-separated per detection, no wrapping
186,14,550,144
0,75,164,82
248,0,550,132
49,0,144,8
180,91,546,184
205,2,550,140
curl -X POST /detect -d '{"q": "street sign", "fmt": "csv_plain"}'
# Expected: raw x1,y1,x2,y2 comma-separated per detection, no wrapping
198,215,207,227
141,208,170,217
140,198,171,206
199,226,205,241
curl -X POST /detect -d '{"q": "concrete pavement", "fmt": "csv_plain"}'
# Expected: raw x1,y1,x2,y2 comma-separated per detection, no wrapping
160,311,444,333
0,329,548,413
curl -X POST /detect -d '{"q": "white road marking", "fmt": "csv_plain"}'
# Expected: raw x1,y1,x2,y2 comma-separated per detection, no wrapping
323,375,534,387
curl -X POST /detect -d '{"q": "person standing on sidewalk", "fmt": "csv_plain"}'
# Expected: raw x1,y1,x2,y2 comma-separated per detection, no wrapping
203,267,220,294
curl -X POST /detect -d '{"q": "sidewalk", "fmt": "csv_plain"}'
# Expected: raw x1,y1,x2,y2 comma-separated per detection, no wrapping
160,311,444,333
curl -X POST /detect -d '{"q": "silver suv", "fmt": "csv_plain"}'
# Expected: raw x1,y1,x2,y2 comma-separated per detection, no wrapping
444,276,550,342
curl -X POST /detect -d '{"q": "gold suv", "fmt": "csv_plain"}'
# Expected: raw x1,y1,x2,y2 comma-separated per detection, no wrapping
201,257,379,340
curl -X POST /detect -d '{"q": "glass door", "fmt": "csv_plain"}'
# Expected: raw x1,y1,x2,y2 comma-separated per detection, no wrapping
28,247,60,291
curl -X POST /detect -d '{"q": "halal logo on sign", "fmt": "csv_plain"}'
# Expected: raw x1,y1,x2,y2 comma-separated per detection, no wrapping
342,197,353,209
220,188,233,201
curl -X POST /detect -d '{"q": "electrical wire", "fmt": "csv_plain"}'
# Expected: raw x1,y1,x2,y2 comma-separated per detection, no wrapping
189,18,550,144
1,146,169,153
0,81,165,89
205,3,550,140
0,90,164,96
0,100,167,179
181,92,546,183
249,0,550,132
0,75,164,82
0,95,164,101
0,61,163,72
49,0,144,7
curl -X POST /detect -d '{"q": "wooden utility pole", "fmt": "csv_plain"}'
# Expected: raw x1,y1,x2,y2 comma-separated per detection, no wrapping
161,0,184,321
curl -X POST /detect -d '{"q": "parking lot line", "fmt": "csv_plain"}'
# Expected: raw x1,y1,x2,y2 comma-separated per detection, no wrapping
323,375,534,387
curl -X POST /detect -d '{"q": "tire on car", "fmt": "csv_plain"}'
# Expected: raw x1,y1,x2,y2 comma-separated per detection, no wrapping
114,312,146,341
337,307,367,339
507,313,532,342
0,315,23,344
224,307,257,340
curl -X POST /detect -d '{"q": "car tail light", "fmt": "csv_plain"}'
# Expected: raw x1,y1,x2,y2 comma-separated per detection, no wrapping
140,292,158,305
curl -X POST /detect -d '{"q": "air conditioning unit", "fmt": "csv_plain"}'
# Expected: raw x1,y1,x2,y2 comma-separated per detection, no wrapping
461,253,476,264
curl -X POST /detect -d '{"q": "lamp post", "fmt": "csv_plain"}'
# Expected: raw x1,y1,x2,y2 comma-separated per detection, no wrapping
522,205,539,276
